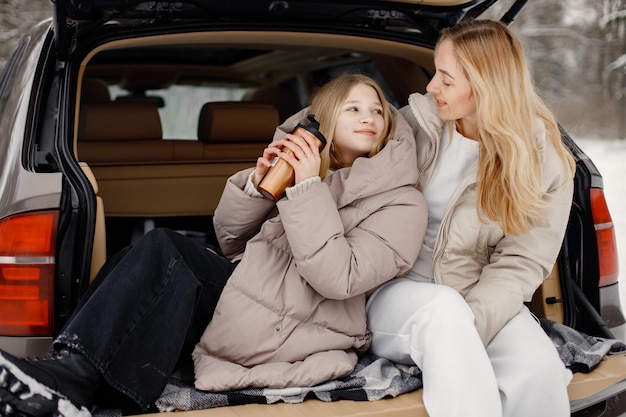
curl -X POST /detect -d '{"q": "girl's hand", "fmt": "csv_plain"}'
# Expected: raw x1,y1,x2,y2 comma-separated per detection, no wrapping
253,141,283,187
254,130,321,187
279,130,321,184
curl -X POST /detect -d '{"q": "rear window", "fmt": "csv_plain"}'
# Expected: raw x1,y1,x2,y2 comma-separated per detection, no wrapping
109,84,251,139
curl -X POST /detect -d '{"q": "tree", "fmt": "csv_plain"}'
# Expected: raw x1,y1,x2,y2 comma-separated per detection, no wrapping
0,0,49,69
501,0,624,138
599,2,626,138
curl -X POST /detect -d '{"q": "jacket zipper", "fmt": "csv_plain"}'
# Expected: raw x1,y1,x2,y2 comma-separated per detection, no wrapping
432,171,476,285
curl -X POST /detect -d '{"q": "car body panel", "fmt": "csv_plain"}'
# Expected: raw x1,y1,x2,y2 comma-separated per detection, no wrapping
0,22,62,221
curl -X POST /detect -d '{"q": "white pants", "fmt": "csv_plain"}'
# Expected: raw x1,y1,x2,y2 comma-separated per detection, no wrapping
366,278,572,417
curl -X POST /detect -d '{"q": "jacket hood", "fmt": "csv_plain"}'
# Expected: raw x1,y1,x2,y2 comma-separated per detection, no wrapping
275,105,419,208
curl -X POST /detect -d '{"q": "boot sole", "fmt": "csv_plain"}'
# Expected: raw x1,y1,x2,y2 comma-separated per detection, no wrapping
0,352,91,417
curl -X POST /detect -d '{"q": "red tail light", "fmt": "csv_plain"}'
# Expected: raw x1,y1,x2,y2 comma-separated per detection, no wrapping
589,188,619,287
0,211,58,336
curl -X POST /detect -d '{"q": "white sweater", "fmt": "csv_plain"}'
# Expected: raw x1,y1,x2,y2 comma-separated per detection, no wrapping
405,123,479,283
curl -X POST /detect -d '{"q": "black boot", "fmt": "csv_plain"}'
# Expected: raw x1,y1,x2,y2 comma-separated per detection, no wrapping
0,349,100,417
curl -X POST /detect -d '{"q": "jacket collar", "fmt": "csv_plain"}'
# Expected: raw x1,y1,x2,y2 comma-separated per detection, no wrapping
329,106,419,208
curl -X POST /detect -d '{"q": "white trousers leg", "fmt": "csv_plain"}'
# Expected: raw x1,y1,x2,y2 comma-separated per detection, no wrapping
366,278,572,417
366,279,501,417
487,306,572,417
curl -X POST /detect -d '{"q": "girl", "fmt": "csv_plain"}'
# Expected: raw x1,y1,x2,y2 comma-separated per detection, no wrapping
192,73,427,391
0,73,427,416
366,20,577,417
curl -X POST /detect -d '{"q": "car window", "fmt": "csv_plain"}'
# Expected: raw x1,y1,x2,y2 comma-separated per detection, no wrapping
109,84,251,139
98,57,406,141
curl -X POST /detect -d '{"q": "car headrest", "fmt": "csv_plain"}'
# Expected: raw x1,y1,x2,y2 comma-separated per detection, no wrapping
197,102,279,144
79,102,163,141
243,87,301,122
81,78,111,104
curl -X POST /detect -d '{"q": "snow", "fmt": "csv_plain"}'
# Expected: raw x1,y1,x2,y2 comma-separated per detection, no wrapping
574,138,626,308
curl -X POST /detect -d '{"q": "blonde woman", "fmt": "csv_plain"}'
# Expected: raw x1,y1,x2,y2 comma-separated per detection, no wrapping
366,20,576,417
0,73,427,416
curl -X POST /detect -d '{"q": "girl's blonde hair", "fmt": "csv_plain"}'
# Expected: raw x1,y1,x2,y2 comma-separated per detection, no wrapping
309,73,395,176
439,20,575,235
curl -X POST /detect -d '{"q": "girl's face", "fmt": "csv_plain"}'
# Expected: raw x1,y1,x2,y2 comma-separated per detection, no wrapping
426,39,477,130
333,83,385,166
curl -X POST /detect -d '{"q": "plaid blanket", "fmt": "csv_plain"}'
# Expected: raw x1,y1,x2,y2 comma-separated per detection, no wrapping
151,318,626,412
154,353,422,412
540,317,626,373
94,318,626,415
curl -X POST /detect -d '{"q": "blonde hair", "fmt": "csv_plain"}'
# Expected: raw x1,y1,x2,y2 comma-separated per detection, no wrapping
309,73,395,176
439,20,575,235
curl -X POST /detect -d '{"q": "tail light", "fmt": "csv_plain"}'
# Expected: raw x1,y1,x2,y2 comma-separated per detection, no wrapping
0,211,58,336
590,188,619,287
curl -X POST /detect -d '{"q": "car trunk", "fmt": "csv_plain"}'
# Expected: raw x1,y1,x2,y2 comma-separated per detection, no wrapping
50,0,626,415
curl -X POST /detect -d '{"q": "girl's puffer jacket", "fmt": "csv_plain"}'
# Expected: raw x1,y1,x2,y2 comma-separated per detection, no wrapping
193,107,428,391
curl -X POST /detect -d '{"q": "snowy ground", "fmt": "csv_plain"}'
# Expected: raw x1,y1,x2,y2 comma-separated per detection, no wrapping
574,138,626,309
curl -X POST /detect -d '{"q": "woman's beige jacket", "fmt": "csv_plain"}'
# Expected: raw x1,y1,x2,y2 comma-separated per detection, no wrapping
193,107,427,391
400,93,574,345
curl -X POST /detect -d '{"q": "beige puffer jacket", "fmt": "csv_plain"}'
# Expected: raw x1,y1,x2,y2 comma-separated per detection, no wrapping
193,107,427,391
400,93,574,345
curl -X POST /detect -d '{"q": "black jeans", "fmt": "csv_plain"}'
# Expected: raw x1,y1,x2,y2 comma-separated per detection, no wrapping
52,228,236,411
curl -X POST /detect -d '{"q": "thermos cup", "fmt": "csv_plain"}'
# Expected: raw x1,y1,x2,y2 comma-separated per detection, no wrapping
257,114,327,201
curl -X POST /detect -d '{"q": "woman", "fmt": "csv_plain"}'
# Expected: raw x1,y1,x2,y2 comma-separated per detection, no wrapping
366,20,576,417
0,73,427,416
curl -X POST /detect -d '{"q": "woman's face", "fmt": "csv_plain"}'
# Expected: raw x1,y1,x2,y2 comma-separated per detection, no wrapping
426,39,477,128
333,83,385,166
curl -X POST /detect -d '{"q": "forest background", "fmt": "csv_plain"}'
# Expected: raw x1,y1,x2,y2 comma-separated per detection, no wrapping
0,0,624,139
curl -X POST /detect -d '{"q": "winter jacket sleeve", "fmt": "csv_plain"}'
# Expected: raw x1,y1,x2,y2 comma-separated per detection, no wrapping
277,181,426,300
465,140,574,345
213,168,277,259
